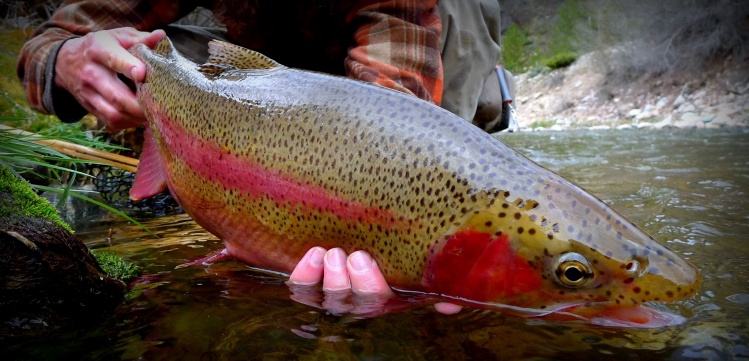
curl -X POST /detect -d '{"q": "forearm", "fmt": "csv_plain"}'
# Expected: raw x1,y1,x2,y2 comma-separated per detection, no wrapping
17,28,84,121
345,0,443,105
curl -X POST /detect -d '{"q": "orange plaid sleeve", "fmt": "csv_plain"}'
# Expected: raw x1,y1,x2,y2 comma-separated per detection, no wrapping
16,0,194,120
345,0,443,105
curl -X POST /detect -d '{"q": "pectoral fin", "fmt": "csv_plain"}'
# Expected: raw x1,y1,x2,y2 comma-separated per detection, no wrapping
130,124,168,201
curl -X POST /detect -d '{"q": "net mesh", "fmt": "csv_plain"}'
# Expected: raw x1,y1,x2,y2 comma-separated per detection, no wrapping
90,165,181,216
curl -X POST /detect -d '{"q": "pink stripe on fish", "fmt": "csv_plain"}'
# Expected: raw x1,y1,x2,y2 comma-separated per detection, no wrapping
152,110,402,228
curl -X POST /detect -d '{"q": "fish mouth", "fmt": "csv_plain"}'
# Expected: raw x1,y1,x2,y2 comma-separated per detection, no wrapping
436,296,688,328
523,302,688,328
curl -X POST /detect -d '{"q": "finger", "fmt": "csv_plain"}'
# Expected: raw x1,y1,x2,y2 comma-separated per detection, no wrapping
141,29,167,48
121,29,167,82
288,247,326,285
86,34,142,82
77,63,143,129
95,71,145,122
434,302,463,315
85,91,142,130
91,29,164,83
322,248,351,291
347,251,394,297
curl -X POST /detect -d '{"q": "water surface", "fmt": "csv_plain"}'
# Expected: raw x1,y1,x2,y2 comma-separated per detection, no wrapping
4,128,748,360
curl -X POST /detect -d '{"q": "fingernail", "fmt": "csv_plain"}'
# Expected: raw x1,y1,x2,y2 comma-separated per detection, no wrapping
325,248,346,271
348,251,372,273
309,247,325,268
130,67,137,80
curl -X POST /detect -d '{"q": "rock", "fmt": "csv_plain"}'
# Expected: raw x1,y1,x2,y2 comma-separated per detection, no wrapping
627,108,642,118
513,47,749,131
635,110,653,121
655,97,669,111
692,89,707,100
0,166,126,338
679,103,698,113
678,112,704,128
712,106,741,126
653,114,675,129
673,94,686,109
616,124,634,130
637,122,656,129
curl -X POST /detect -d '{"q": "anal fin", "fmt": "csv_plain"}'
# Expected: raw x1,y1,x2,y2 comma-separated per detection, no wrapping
175,248,232,269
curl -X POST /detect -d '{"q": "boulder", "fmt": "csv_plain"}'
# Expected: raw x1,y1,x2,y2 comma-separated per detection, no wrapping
0,166,126,339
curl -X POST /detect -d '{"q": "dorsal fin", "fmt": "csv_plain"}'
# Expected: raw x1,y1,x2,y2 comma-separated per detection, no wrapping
199,40,282,75
153,37,174,56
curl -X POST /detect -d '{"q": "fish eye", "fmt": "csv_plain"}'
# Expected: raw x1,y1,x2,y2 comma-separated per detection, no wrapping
554,252,592,287
626,260,639,273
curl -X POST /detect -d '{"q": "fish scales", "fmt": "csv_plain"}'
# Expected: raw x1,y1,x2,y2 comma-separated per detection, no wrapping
130,38,700,318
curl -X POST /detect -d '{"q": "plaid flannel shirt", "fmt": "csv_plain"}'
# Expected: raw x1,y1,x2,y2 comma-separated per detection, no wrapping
17,0,443,122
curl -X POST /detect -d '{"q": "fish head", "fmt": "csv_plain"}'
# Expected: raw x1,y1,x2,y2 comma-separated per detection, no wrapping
129,36,177,70
426,180,701,321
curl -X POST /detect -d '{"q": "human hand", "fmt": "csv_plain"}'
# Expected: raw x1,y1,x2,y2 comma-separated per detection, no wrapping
54,28,166,130
287,247,462,315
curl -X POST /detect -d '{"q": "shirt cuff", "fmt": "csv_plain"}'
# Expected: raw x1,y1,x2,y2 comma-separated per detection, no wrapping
43,36,88,123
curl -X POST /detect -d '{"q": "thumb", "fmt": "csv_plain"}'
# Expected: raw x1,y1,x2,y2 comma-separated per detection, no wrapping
110,29,167,82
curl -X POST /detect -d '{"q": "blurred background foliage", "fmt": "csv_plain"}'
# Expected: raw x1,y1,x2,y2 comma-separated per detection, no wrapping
2,0,745,108
501,0,748,78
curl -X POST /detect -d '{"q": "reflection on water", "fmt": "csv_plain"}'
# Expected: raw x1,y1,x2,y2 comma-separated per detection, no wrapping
3,129,748,360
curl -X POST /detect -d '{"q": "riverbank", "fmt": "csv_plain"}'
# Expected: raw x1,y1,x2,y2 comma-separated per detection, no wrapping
512,51,749,131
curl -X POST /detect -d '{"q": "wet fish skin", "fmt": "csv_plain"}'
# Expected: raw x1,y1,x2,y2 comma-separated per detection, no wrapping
129,38,700,313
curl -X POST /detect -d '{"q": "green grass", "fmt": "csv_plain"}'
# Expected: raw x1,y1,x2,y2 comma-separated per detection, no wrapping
529,119,557,129
0,28,33,119
501,23,533,73
500,0,588,74
92,251,141,282
541,52,577,69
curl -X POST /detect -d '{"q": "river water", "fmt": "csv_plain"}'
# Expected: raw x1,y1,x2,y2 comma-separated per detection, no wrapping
5,128,749,360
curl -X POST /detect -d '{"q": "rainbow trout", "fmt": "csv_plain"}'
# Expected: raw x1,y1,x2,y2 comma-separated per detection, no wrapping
129,38,700,326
